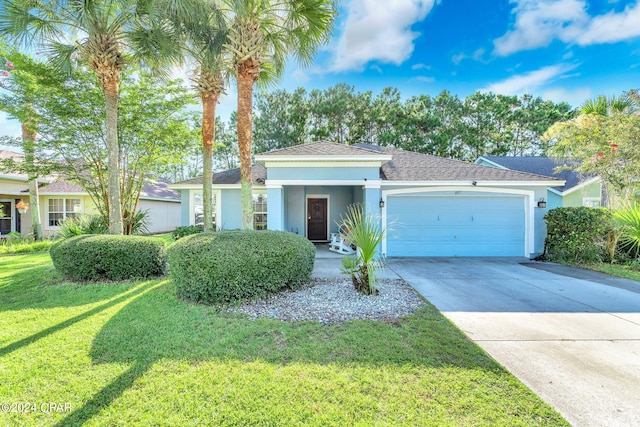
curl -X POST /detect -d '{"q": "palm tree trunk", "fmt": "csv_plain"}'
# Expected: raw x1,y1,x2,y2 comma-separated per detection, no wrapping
237,65,257,230
201,91,218,232
103,77,123,235
22,121,42,241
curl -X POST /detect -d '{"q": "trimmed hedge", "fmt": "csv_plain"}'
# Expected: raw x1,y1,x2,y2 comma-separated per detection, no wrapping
544,207,614,263
167,230,315,304
172,225,203,240
50,235,167,281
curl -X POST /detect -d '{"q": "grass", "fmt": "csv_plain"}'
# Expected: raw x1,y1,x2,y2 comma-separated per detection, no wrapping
582,262,640,282
0,253,569,426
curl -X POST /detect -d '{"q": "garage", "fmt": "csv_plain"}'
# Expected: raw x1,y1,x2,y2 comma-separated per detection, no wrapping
385,193,526,257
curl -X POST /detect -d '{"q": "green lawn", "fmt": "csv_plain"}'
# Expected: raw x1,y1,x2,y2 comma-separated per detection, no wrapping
0,253,568,426
583,262,640,282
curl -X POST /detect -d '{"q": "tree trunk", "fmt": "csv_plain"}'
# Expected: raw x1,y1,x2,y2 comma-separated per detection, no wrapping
237,65,258,230
103,77,123,235
201,91,218,232
22,122,42,241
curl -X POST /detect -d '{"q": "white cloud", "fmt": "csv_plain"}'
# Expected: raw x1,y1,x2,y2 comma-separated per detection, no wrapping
494,0,640,56
411,63,431,70
542,87,591,105
414,76,435,83
291,68,311,83
0,114,21,138
451,47,486,64
370,64,383,74
483,63,577,94
331,0,437,72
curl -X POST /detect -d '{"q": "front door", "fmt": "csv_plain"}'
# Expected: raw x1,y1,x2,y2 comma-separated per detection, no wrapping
0,201,13,236
307,198,327,241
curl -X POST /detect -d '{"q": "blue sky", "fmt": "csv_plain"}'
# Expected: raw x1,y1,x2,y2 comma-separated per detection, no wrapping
2,0,640,141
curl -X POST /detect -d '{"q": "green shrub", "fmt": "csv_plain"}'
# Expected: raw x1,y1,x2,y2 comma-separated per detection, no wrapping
56,214,109,238
544,207,614,263
167,230,315,304
50,235,167,281
614,204,640,260
172,225,203,240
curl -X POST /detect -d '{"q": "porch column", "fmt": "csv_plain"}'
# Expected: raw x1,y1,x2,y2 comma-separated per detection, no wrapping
267,185,284,231
363,183,381,218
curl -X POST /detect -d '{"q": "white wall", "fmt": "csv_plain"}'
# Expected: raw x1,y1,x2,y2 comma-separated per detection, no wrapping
138,199,181,234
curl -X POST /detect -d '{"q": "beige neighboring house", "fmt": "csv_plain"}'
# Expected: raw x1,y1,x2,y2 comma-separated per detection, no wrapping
0,150,181,237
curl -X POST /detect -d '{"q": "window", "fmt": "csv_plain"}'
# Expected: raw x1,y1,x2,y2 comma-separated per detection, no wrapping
48,198,81,227
253,194,267,230
583,197,601,207
193,192,216,228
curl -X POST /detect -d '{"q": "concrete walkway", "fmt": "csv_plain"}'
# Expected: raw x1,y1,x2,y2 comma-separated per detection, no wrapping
385,257,640,427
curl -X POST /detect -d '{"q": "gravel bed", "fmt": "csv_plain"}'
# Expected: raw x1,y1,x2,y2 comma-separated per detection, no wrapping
228,278,427,325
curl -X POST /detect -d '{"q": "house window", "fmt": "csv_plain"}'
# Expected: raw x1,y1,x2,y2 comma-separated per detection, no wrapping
193,192,216,228
48,198,81,226
253,194,267,230
583,197,601,207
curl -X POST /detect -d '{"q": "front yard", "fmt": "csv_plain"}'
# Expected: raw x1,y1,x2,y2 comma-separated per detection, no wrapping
0,252,568,426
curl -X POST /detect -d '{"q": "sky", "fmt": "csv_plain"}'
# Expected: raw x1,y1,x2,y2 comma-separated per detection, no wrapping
2,0,640,143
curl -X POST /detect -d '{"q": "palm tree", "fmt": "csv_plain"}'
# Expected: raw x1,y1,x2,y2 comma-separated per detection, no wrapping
0,0,182,234
580,95,632,116
164,1,228,232
220,0,336,229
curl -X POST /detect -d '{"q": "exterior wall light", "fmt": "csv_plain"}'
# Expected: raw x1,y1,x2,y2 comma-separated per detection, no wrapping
537,198,547,208
379,199,385,208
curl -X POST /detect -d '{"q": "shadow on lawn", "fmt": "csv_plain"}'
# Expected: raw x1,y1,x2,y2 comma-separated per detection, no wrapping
54,280,505,426
0,255,150,312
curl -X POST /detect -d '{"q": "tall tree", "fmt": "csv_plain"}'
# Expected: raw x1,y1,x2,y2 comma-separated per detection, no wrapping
0,44,61,240
222,0,336,229
165,0,228,232
36,68,198,233
1,0,182,234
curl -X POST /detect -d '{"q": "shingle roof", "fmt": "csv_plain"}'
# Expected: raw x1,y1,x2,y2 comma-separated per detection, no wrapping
39,176,180,201
257,141,387,157
353,144,559,182
174,163,267,185
480,156,595,191
173,143,562,186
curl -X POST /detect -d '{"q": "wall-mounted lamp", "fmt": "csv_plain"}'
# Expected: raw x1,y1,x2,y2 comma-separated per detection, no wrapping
471,180,477,186
537,198,547,208
379,199,385,208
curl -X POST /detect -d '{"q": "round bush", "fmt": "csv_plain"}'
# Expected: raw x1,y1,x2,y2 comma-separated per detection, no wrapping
167,230,316,304
50,235,167,281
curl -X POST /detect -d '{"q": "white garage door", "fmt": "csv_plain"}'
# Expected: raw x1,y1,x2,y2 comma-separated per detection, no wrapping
386,195,526,256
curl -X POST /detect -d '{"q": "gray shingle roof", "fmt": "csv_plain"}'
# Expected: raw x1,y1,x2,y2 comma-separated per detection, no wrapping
174,163,267,185
480,156,595,191
40,176,180,201
173,143,562,186
353,144,559,182
257,141,387,157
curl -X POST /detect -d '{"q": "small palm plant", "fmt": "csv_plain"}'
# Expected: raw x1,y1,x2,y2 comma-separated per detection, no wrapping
614,204,640,260
338,203,386,295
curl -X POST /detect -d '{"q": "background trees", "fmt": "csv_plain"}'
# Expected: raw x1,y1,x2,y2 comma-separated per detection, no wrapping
545,92,640,205
249,84,574,160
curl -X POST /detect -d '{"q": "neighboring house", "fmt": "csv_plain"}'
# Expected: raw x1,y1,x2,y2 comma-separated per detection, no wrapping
170,141,563,257
476,156,603,209
0,150,181,237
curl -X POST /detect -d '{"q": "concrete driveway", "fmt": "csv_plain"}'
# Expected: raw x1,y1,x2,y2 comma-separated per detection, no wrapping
385,257,640,427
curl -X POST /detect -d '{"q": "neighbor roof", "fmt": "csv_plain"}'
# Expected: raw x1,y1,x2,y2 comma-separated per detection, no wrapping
38,176,180,201
478,156,596,192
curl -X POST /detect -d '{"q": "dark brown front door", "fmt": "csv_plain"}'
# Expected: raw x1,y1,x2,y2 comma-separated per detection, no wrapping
307,198,327,240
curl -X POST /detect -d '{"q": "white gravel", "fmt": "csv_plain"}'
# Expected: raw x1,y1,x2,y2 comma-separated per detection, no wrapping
227,278,427,325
